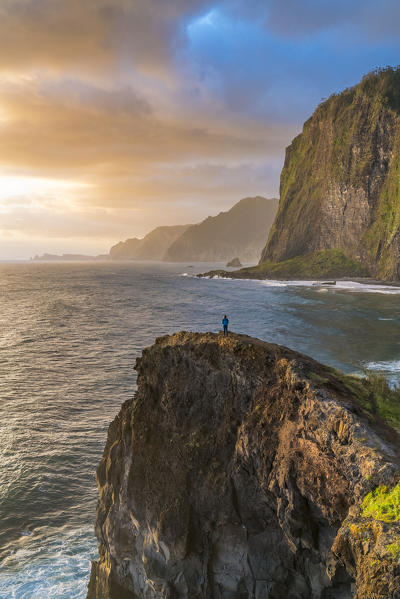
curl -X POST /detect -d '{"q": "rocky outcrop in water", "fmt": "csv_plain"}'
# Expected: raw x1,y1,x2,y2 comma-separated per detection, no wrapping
226,258,242,267
87,332,400,599
260,67,400,281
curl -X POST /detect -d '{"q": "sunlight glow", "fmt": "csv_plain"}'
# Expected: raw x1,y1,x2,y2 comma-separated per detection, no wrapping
0,176,88,199
0,106,9,122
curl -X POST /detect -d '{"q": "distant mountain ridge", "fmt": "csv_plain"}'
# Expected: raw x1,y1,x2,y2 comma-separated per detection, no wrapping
109,225,191,261
109,196,278,264
34,197,278,265
164,196,278,263
32,253,107,261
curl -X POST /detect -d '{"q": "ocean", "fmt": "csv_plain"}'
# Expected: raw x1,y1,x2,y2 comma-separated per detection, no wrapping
1,261,400,598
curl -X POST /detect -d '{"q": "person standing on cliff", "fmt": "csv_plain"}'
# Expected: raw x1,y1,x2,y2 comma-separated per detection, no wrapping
222,314,229,335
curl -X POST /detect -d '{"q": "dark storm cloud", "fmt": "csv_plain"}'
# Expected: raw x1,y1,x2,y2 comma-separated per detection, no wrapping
0,0,211,72
266,0,400,39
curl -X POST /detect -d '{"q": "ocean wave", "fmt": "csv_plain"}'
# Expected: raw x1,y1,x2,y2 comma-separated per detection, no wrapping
202,276,400,294
2,261,400,597
364,360,400,373
0,526,96,599
260,280,400,293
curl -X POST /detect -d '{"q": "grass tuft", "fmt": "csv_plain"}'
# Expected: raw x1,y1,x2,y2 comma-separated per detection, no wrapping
364,371,400,432
331,369,400,433
361,482,400,523
386,541,400,559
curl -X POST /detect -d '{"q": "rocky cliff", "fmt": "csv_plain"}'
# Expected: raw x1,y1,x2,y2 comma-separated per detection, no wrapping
87,332,400,599
109,225,191,261
260,67,400,281
164,197,278,263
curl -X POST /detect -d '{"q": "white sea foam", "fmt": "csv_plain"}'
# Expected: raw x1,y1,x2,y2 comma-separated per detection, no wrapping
204,276,400,294
260,279,400,293
324,281,400,294
0,526,96,599
365,360,400,373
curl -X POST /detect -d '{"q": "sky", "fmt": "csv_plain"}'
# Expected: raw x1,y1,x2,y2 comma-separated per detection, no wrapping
1,0,400,259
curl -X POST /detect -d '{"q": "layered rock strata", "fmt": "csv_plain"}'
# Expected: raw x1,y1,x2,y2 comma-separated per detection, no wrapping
87,332,400,599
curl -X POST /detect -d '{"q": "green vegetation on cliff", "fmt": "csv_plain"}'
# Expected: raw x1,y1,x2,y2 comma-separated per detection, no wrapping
386,541,400,559
362,482,400,523
261,66,400,281
201,249,367,280
332,369,400,433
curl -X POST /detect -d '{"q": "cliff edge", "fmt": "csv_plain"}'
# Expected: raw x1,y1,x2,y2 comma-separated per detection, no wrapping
87,332,400,599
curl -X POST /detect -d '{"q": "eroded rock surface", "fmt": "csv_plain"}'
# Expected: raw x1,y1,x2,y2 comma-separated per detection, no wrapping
87,332,400,599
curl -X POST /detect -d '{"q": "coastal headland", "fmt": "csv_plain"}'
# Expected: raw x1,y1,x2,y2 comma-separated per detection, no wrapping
87,332,400,599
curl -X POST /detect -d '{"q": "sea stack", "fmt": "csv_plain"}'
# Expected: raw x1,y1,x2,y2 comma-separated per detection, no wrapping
226,257,242,267
87,332,400,599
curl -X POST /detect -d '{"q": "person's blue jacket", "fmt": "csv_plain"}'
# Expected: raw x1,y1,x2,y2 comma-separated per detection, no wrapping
222,317,229,326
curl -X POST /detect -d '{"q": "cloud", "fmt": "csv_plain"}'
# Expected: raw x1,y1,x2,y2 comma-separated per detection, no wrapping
265,0,400,39
0,0,210,74
1,0,400,258
0,76,291,200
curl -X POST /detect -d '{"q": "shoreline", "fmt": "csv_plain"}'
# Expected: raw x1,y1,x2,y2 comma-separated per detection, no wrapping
197,271,400,288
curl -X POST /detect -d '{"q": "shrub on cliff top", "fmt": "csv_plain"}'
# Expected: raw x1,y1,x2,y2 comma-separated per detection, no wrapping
361,482,400,523
334,370,400,433
365,371,400,432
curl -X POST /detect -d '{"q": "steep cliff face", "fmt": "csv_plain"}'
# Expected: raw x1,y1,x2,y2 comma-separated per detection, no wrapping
164,197,278,263
87,333,400,599
261,67,400,281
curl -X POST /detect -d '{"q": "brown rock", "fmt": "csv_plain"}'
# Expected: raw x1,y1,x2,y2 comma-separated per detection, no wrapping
87,332,400,598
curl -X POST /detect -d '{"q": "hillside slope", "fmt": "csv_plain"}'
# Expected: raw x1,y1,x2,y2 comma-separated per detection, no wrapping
261,67,400,281
164,196,278,263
